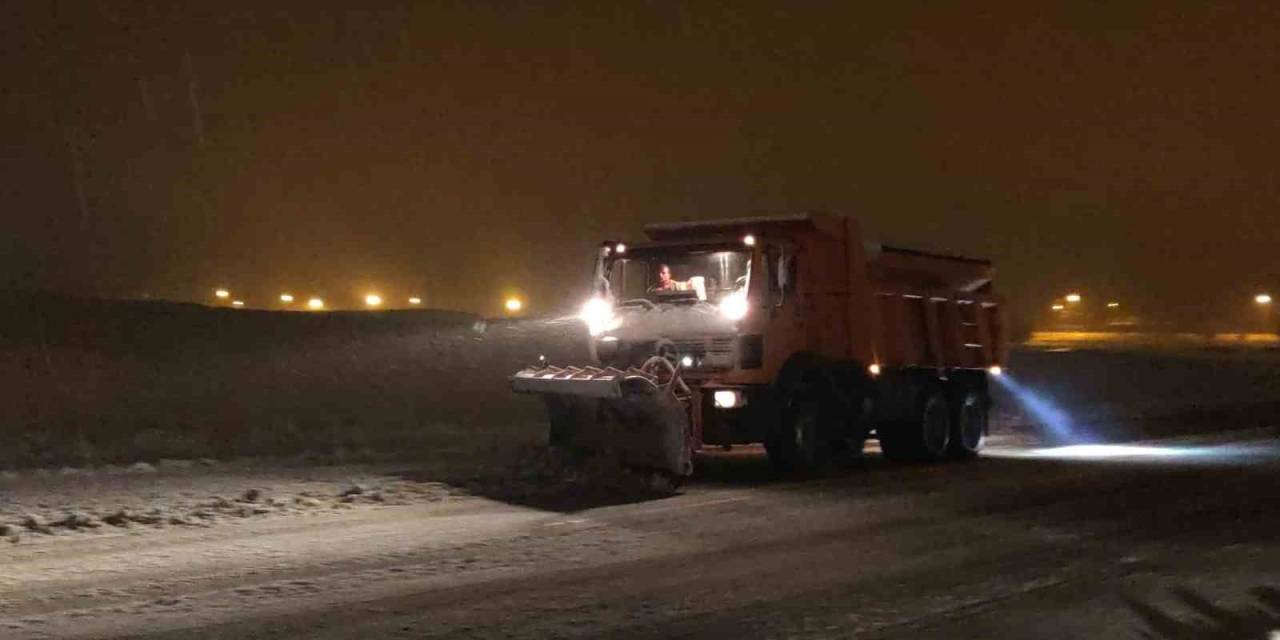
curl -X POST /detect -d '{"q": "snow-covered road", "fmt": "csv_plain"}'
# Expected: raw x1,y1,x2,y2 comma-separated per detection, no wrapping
2,430,1278,639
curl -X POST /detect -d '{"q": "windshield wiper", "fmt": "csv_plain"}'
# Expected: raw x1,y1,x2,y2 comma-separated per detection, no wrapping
617,298,656,310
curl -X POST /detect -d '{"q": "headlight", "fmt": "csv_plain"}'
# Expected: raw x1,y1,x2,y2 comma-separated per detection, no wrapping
719,292,749,321
713,390,745,409
579,298,619,336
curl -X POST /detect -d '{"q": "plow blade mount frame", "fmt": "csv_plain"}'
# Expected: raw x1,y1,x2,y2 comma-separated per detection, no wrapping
510,363,693,477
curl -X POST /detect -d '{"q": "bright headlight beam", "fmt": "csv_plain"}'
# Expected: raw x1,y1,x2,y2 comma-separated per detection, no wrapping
713,390,743,409
579,297,619,336
719,292,748,320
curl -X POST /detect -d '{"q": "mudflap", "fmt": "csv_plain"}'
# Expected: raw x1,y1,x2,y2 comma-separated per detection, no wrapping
512,362,694,478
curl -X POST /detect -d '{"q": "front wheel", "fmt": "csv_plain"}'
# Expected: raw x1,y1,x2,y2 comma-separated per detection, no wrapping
765,397,833,472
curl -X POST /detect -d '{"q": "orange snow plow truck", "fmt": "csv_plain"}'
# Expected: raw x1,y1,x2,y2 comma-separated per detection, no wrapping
511,213,1004,479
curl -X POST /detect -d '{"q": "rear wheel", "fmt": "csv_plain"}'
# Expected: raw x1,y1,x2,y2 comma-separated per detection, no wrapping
879,389,952,463
948,390,988,459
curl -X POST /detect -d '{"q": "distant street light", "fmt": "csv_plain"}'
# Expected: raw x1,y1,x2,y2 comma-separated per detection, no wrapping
1106,301,1120,308
505,297,524,313
307,297,324,310
231,300,245,308
364,293,383,308
1051,304,1066,311
1257,293,1273,306
279,293,294,303
214,289,230,299
1065,293,1082,303
408,297,422,305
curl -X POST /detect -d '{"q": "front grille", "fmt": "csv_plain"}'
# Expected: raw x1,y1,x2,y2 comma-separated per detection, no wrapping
668,336,736,369
738,334,764,369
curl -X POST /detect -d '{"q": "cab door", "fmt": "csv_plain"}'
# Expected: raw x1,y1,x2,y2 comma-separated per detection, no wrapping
755,243,806,377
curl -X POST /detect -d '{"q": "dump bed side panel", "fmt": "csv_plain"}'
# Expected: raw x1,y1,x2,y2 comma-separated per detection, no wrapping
867,246,1001,370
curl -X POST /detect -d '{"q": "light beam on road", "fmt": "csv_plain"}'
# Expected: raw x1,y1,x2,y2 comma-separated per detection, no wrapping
991,373,1092,444
1025,444,1183,459
986,441,1280,465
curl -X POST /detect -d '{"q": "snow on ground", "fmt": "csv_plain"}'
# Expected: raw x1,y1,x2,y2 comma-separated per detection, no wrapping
0,459,463,546
0,441,673,547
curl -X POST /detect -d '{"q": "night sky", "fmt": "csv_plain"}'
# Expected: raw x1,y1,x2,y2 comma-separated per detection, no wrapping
4,2,1278,323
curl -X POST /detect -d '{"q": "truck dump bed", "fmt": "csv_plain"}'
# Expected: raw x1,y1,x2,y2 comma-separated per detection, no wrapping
868,244,1002,372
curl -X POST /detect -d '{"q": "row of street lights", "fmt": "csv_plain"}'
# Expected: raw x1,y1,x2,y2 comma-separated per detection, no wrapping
1049,291,1275,334
213,288,528,315
1049,293,1117,312
212,289,424,311
1050,292,1273,312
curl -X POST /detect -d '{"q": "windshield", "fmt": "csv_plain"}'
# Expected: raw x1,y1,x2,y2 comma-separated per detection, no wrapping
605,247,751,304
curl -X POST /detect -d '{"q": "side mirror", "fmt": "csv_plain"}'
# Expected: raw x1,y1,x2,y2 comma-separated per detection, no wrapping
770,252,792,308
593,247,612,297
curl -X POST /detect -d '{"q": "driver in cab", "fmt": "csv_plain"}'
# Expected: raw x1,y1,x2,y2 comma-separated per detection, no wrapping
649,264,689,292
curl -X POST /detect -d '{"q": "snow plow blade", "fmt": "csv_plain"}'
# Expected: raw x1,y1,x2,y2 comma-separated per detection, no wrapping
510,361,693,477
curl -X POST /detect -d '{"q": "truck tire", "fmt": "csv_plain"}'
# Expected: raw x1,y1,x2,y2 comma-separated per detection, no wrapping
765,395,834,472
879,388,952,463
948,390,988,459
